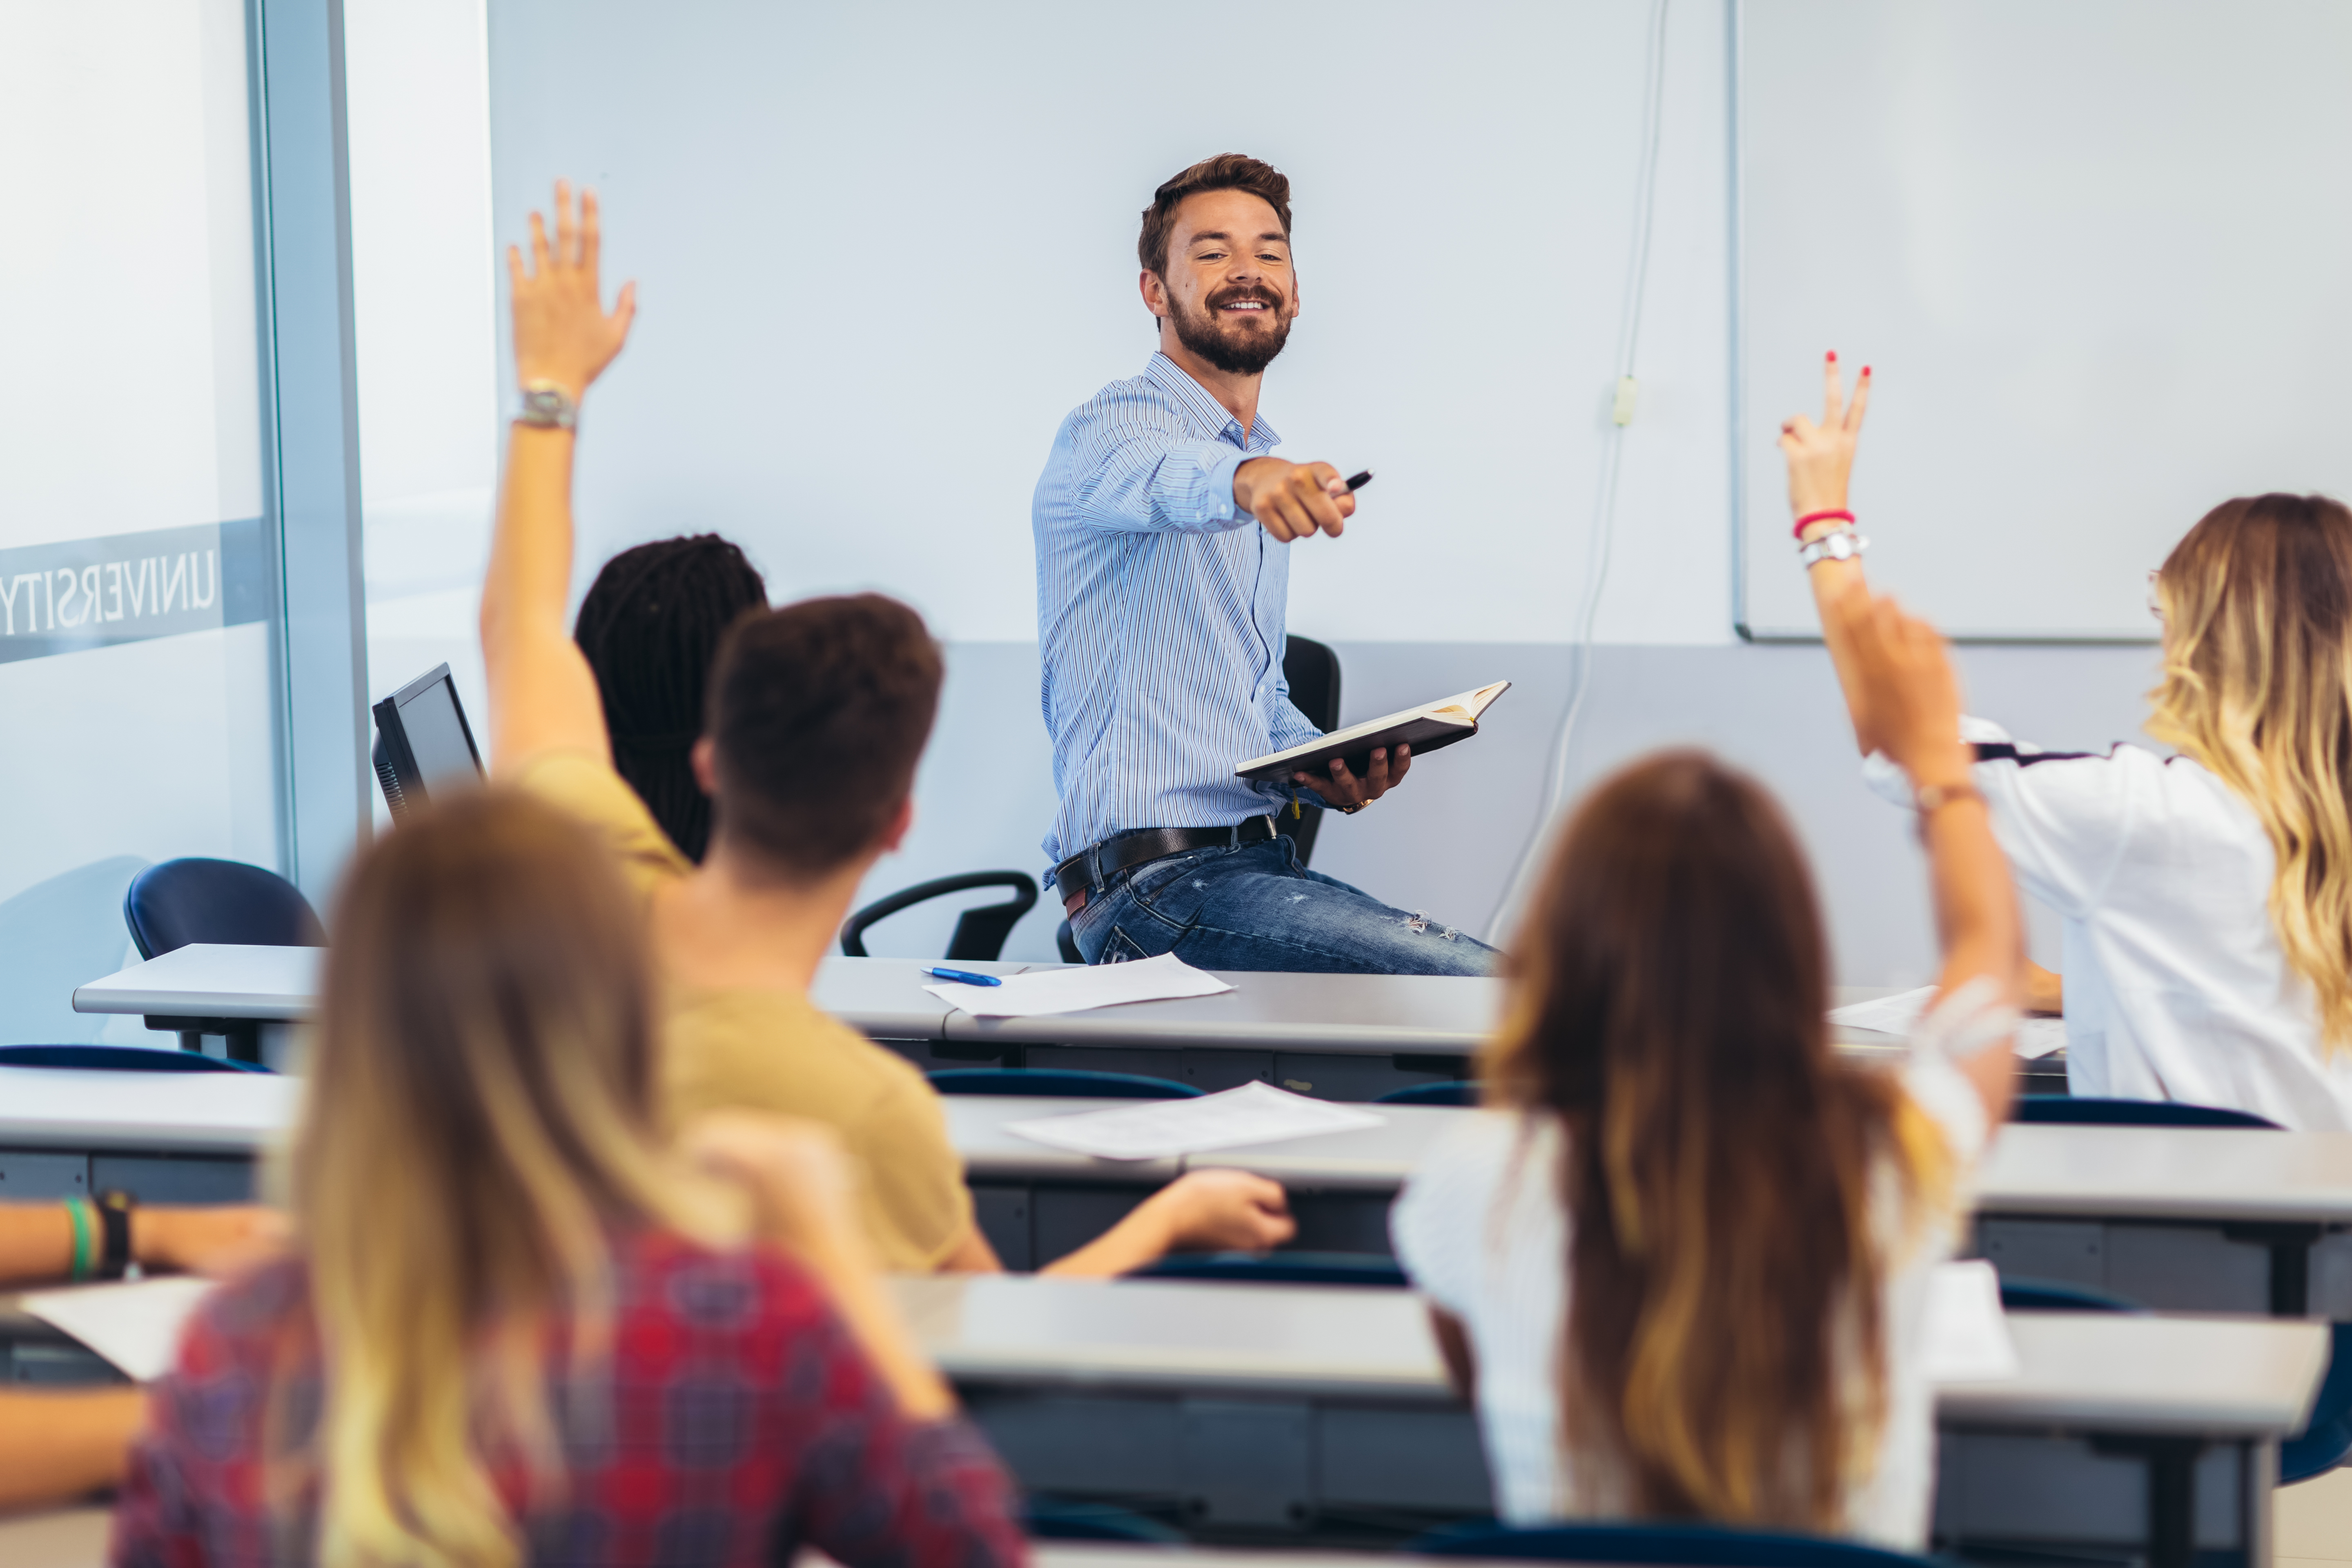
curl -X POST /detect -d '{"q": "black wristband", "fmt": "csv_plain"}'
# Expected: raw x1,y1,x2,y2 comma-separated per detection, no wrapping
97,1190,135,1280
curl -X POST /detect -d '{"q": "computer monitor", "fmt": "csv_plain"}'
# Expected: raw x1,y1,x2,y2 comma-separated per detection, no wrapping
370,663,484,823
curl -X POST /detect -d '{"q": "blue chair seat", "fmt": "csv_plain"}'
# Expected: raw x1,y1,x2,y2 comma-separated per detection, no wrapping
1996,1274,2141,1314
1135,1250,1408,1289
928,1068,1199,1099
0,1044,271,1074
1377,1080,1483,1107
1412,1521,1937,1567
2013,1096,2281,1129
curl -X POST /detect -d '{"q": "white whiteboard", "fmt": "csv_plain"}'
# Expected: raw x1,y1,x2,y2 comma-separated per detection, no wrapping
1737,0,2352,641
483,0,1665,644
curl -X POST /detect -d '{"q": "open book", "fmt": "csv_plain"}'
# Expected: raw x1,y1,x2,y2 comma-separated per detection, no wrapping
1236,681,1511,784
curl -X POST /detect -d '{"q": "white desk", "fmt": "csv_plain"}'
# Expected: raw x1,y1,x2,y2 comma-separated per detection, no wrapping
74,947,1498,1099
896,1274,2319,1564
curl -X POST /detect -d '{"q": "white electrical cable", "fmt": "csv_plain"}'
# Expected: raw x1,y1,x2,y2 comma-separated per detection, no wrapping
1483,0,1673,944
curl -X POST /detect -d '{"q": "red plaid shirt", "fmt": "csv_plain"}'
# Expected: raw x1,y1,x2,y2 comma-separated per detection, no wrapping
110,1232,1025,1568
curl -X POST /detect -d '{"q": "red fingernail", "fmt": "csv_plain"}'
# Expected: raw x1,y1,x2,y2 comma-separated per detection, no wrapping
1826,350,1838,362
1862,365,1873,376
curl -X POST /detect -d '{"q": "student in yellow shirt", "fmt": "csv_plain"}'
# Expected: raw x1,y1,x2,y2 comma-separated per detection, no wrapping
479,181,1292,1274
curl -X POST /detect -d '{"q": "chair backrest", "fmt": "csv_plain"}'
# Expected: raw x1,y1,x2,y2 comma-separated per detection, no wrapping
2283,1321,2352,1485
1377,1080,1483,1107
1412,1521,1939,1568
0,1043,271,1074
1136,1250,1407,1289
1276,635,1343,868
2013,1096,2282,1129
928,1068,1200,1099
1996,1275,2139,1314
123,858,325,960
840,871,1038,961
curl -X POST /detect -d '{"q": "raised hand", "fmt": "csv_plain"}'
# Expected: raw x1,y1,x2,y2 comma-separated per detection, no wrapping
1827,591,1969,784
508,180,637,401
1778,352,1872,534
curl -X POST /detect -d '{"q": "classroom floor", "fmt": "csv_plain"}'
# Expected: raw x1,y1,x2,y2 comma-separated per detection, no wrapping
2279,1468,2352,1567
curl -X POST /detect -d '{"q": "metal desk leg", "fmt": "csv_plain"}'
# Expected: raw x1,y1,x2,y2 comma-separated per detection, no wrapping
2093,1434,2206,1568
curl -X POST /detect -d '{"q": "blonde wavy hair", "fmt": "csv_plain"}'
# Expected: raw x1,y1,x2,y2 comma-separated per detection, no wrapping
1487,752,1953,1527
2148,494,2352,1051
285,790,736,1567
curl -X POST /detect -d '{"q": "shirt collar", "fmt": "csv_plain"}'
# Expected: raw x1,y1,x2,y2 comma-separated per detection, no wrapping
1145,351,1279,450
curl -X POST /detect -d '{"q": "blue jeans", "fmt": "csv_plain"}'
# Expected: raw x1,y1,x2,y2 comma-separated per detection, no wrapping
1067,835,1501,976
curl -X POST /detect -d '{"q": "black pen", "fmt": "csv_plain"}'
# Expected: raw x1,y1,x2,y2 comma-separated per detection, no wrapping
1343,470,1374,493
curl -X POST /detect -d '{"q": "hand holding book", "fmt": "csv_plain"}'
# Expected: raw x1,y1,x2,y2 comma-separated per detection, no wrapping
1236,681,1512,800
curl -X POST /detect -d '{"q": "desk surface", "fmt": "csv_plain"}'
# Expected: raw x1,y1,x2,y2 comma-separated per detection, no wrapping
76,947,1506,1057
0,1066,296,1152
893,1273,2327,1436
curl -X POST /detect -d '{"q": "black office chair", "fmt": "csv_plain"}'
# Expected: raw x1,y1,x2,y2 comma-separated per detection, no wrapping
1277,634,1342,867
929,1068,1198,1099
1135,1250,1407,1288
1377,1080,1483,1107
840,871,1038,960
2012,1096,2283,1129
122,858,324,1061
1412,1521,1938,1567
0,1043,271,1075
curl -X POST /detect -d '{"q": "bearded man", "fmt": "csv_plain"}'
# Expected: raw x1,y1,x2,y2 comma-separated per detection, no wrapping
1032,154,1499,976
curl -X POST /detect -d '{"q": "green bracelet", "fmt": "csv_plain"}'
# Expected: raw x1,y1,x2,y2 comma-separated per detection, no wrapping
64,1196,94,1281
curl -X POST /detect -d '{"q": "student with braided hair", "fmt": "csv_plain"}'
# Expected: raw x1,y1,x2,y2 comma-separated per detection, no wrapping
575,535,768,862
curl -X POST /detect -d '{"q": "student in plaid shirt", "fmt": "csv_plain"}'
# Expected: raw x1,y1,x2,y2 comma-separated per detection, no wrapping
110,790,1023,1568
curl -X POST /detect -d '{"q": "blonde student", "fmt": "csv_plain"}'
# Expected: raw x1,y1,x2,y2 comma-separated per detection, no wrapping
1392,592,2021,1544
111,791,1022,1568
1784,355,2352,1127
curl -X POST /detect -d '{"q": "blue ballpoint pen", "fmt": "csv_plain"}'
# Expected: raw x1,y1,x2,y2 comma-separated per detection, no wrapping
924,966,1004,987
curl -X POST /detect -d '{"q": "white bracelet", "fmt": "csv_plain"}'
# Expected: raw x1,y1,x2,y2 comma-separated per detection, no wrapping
1797,528,1867,568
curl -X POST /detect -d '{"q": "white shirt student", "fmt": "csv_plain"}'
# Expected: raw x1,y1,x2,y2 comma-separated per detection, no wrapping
1392,588,2022,1545
1783,355,2352,1129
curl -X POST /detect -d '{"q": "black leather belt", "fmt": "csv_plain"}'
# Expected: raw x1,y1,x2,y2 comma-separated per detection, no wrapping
1055,816,1279,909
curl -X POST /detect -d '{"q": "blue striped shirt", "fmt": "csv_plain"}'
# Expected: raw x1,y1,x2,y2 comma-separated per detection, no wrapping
1034,352,1325,865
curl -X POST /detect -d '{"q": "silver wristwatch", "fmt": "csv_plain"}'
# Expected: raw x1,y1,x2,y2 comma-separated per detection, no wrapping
515,381,579,431
1797,528,1868,568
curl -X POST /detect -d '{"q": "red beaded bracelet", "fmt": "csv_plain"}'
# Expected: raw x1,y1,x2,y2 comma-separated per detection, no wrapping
1793,508,1855,541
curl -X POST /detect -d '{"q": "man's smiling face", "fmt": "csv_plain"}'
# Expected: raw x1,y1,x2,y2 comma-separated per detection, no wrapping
1150,187,1297,377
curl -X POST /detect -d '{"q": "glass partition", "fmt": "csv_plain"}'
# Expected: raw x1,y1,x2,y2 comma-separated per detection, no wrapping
0,0,283,1040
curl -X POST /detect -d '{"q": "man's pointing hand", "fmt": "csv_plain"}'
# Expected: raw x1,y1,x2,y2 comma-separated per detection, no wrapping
1235,458,1355,542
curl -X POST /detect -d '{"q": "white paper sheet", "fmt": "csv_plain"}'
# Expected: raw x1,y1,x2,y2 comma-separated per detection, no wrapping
21,1276,216,1383
1829,986,2067,1059
1921,1258,2021,1383
1005,1080,1386,1161
925,951,1233,1018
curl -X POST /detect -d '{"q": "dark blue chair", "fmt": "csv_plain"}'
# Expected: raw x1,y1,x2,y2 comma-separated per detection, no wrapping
2283,1323,2352,1484
1378,1080,1482,1107
1412,1521,1938,1567
0,1043,271,1074
2012,1096,2282,1129
1997,1275,2141,1314
1020,1495,1185,1544
1135,1250,1407,1288
122,858,322,1061
929,1068,1200,1099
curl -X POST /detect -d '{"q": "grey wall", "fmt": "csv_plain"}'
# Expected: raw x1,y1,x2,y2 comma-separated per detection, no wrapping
853,637,2163,984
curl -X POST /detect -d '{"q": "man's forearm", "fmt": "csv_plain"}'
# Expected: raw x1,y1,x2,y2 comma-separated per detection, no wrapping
481,426,577,668
0,1388,145,1509
1038,1203,1176,1278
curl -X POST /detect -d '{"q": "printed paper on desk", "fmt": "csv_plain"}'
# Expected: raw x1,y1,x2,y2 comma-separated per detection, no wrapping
924,951,1233,1018
1921,1259,2020,1383
1831,986,2067,1060
1006,1080,1385,1161
22,1275,216,1383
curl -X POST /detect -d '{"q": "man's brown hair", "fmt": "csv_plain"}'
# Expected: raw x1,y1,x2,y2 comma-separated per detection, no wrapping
1137,153,1292,278
705,593,943,880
